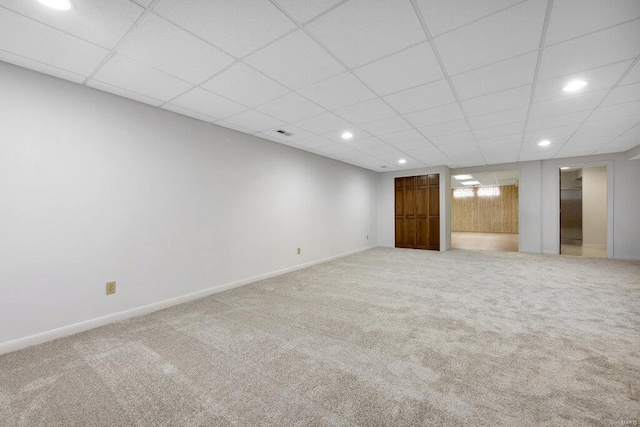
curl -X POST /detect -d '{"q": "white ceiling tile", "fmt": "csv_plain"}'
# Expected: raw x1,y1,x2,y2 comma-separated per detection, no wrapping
360,116,413,136
391,157,426,170
392,139,436,151
582,113,640,132
272,0,343,23
0,0,144,49
201,62,288,108
534,60,632,104
433,0,546,75
416,0,523,37
429,131,476,146
161,103,218,122
366,144,406,156
537,21,640,80
256,92,325,123
333,99,396,124
299,73,376,110
451,52,537,100
379,129,424,145
348,137,389,151
483,151,520,166
132,0,154,6
260,125,313,142
462,85,531,117
0,50,85,84
306,0,426,68
316,144,354,155
93,54,192,101
292,135,335,149
223,109,285,132
371,146,404,159
118,14,234,84
594,131,640,154
87,80,164,107
467,106,528,129
546,0,640,45
589,101,640,122
419,119,470,138
523,123,580,147
294,112,352,134
376,152,411,165
477,133,522,147
601,82,640,106
353,43,443,96
383,79,456,114
475,122,525,140
213,120,256,135
0,8,108,76
245,30,345,90
529,90,607,119
620,60,640,86
438,142,483,158
526,110,590,131
171,87,247,119
154,0,296,57
404,103,464,128
323,127,371,143
405,147,451,166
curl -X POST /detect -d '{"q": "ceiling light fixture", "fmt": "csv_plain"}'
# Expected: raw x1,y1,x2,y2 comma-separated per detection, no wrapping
398,159,407,164
462,180,480,186
453,174,473,180
37,0,71,10
563,80,588,92
341,131,353,140
538,139,551,147
560,166,570,170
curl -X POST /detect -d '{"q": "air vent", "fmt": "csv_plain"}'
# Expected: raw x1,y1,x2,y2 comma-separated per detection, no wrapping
276,129,293,137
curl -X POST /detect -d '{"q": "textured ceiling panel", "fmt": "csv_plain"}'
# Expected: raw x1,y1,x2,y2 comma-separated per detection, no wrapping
2,0,639,172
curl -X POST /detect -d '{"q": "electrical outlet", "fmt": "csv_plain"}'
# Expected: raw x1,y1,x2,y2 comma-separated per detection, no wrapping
106,281,116,295
296,247,301,255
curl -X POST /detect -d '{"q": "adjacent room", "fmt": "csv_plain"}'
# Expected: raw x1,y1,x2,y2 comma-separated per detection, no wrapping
450,170,520,252
1,0,639,425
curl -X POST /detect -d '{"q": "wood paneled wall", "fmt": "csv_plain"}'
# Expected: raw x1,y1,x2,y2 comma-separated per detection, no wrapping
451,185,519,233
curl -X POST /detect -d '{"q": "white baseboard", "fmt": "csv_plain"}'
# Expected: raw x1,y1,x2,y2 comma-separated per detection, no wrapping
612,255,640,261
0,246,377,356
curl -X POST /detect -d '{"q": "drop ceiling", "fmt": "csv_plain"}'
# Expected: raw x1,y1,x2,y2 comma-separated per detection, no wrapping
1,0,639,172
451,170,519,188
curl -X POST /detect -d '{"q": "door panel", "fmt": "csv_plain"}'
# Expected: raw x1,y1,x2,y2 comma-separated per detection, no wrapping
395,174,440,251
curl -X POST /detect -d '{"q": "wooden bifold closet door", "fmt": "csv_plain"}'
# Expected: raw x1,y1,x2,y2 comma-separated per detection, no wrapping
395,174,439,250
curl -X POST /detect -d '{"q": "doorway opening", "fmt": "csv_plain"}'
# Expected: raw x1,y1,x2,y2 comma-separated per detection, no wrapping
560,166,607,258
450,170,519,252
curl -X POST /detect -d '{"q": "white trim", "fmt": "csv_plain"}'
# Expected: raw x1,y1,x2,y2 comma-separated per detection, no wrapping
612,256,640,261
0,246,376,356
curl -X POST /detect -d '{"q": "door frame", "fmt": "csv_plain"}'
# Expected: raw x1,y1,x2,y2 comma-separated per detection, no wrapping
555,161,613,258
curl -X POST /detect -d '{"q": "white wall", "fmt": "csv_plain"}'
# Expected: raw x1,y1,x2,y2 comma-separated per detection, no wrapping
0,62,378,350
582,166,607,247
377,166,450,250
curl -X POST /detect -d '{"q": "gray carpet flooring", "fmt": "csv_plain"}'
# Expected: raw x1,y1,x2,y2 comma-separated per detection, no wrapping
1,247,639,426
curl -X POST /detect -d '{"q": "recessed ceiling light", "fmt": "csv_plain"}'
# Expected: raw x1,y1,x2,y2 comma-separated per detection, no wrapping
453,174,473,180
462,180,480,186
563,80,587,92
398,159,407,164
538,139,551,147
341,131,353,140
38,0,71,10
560,166,570,170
